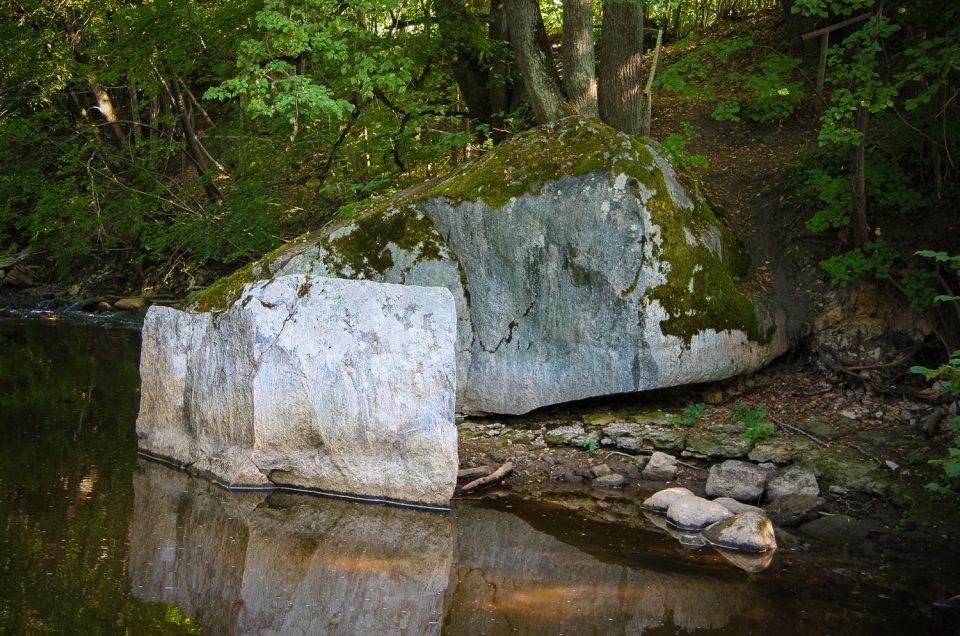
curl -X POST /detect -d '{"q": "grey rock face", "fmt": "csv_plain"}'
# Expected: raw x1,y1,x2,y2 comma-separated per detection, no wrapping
208,118,788,415
703,512,777,553
767,465,820,499
642,487,694,513
666,495,735,531
642,451,679,481
706,460,769,502
713,497,765,516
137,275,459,506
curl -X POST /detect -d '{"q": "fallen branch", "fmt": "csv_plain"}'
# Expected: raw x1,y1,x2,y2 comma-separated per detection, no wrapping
461,462,514,492
457,466,493,480
677,461,706,472
847,442,882,465
770,415,830,448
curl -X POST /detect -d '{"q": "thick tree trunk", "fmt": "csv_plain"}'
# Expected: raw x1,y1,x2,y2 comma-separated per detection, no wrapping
435,0,493,127
506,0,567,124
562,0,598,117
599,0,644,135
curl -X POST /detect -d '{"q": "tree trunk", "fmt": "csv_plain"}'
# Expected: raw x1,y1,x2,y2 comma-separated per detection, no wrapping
128,71,142,146
154,66,222,203
506,0,566,124
87,74,128,148
850,105,870,244
599,0,644,135
562,0,598,117
435,0,493,127
489,0,513,143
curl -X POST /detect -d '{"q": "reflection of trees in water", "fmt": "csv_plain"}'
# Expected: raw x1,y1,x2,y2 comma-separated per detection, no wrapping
0,322,196,633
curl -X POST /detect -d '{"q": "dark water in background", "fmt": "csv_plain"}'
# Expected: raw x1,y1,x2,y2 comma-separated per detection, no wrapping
0,316,957,635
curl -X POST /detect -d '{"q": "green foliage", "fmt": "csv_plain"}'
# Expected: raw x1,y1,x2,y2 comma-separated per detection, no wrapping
658,122,709,169
576,438,600,454
733,401,776,445
911,321,960,492
669,402,706,428
819,238,898,286
658,37,805,124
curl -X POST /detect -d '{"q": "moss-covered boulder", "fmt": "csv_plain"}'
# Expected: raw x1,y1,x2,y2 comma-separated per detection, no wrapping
192,117,788,414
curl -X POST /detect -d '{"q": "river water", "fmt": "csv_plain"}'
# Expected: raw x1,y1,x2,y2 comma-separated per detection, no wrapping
0,316,956,634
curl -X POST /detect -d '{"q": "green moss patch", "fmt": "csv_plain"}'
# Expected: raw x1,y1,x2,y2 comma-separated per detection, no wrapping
423,117,660,208
317,203,445,279
642,182,768,345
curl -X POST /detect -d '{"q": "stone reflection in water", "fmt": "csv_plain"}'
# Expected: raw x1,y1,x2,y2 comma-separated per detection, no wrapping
131,461,780,634
447,506,752,634
128,460,453,635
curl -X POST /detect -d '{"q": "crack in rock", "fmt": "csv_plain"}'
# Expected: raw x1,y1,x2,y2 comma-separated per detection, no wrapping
479,301,536,354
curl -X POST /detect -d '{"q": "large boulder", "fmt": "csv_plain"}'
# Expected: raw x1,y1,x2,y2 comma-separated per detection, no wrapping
137,275,459,507
192,117,788,415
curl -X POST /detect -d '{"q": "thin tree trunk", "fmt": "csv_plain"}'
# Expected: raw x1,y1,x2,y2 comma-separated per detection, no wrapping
563,0,598,117
599,0,644,135
850,105,870,243
489,0,513,143
88,74,128,148
506,0,567,124
154,66,222,203
128,71,142,146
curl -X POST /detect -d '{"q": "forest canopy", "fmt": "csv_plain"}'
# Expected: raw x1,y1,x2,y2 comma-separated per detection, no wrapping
0,0,956,301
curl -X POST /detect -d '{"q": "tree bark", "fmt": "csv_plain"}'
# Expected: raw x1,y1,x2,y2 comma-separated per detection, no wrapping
87,73,129,148
563,0,598,117
599,0,644,135
489,0,513,143
435,0,493,126
506,0,567,124
850,105,870,244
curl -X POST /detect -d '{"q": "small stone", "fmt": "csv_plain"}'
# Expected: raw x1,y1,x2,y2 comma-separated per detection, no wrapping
114,297,148,311
641,487,694,513
592,463,613,478
798,514,871,544
764,494,824,527
703,511,777,553
703,388,724,404
642,451,678,481
635,455,650,471
543,424,585,446
705,460,769,502
885,460,899,471
828,484,848,495
592,473,626,488
486,430,500,437
839,410,858,421
666,495,734,531
767,465,820,499
600,437,614,446
713,497,764,516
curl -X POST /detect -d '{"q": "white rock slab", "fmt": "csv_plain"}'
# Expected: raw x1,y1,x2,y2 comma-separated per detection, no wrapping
137,274,459,506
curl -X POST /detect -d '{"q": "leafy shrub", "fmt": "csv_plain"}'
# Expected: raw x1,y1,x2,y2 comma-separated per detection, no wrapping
669,402,706,427
819,238,899,286
658,122,709,169
733,401,775,445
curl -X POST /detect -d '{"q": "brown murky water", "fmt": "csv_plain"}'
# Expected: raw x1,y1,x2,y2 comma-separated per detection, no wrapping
1,317,957,634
